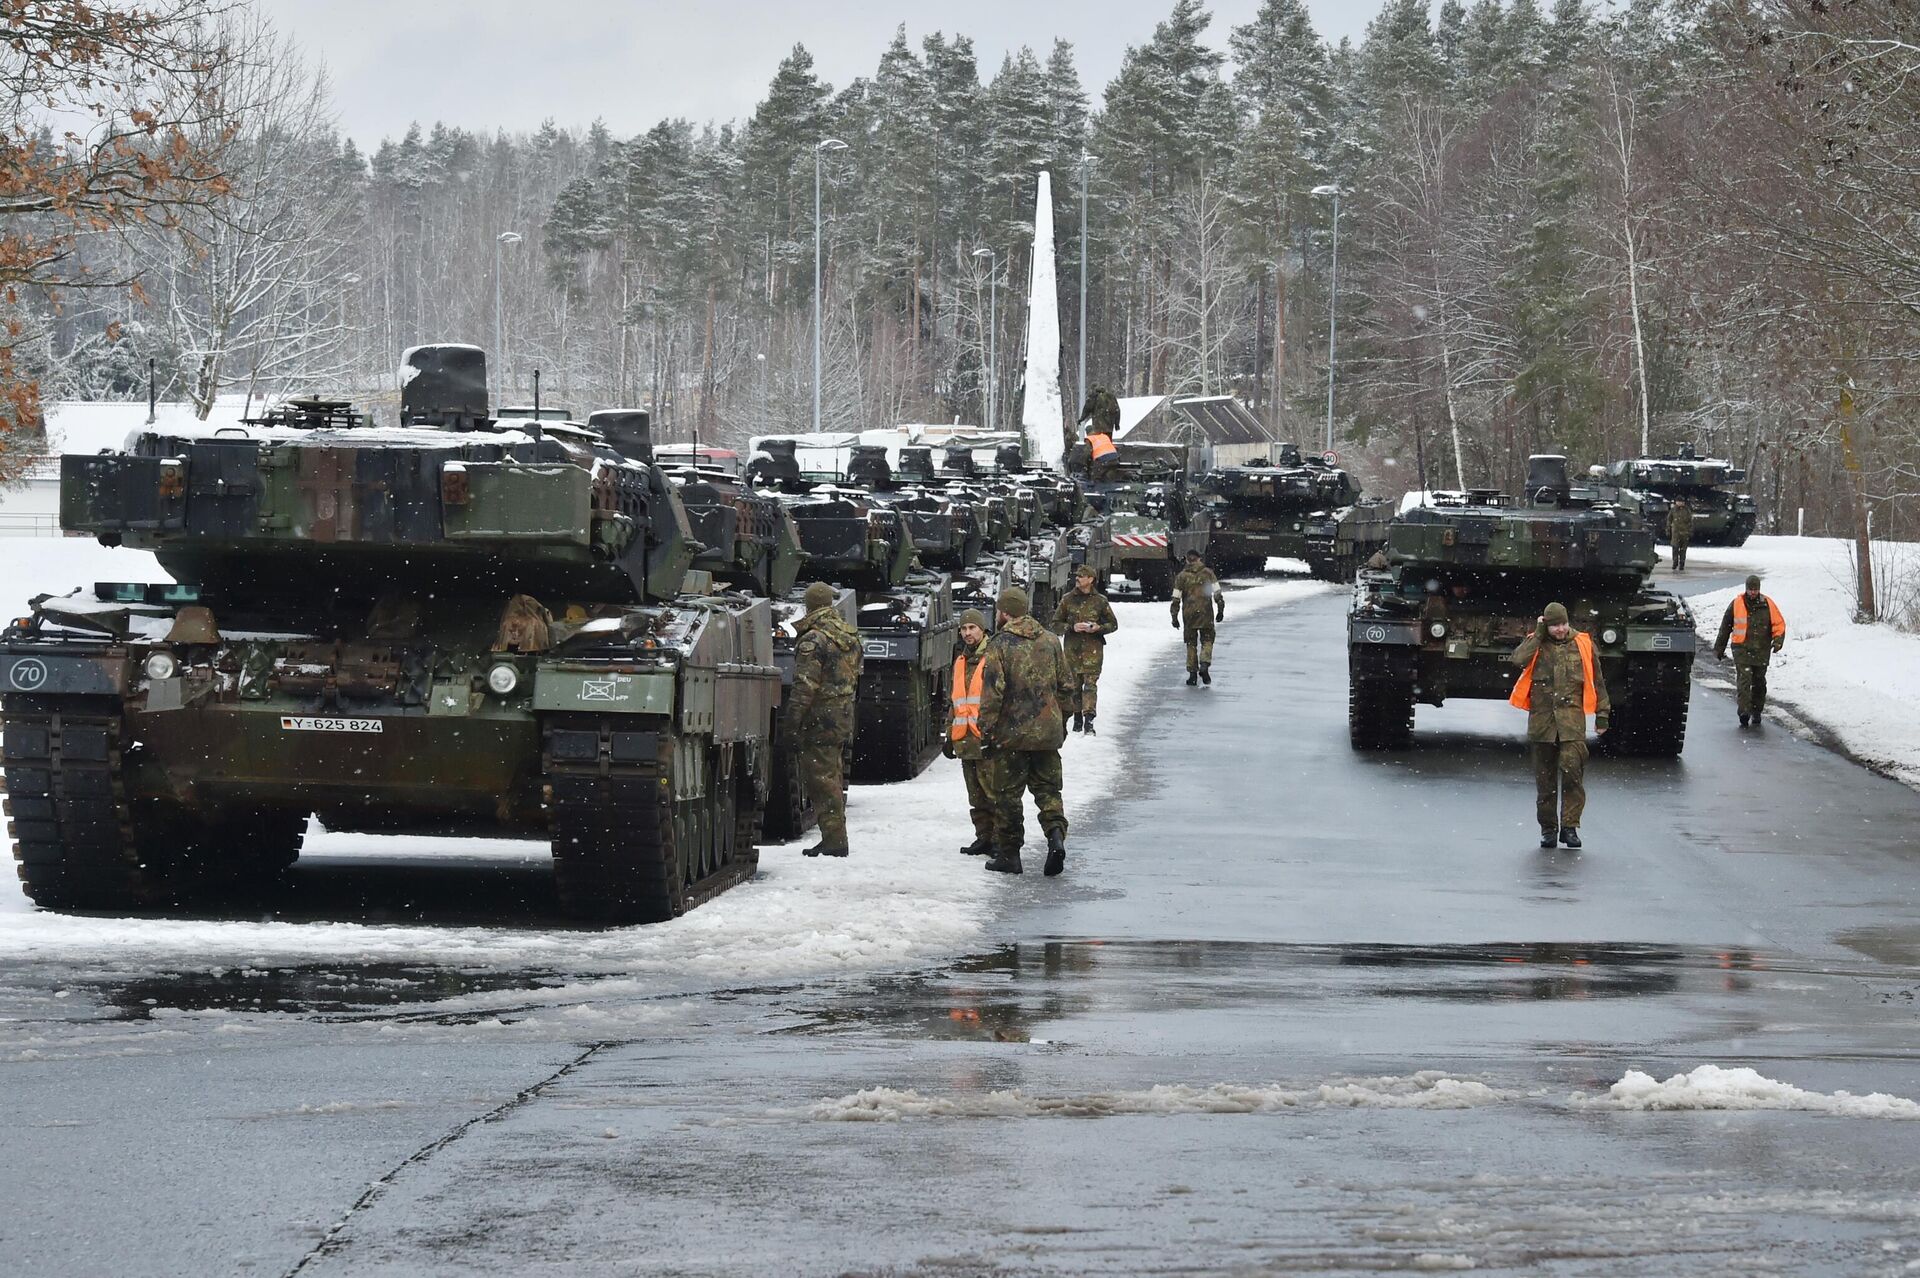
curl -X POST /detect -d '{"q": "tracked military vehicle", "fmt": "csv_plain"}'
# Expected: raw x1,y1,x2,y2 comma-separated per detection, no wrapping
1079,441,1208,600
1199,444,1360,576
1590,444,1756,547
1346,456,1696,756
9,345,778,922
1304,498,1393,582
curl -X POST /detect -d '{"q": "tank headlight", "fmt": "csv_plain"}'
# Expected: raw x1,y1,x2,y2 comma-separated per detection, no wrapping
144,651,177,681
1601,628,1620,645
1428,622,1447,638
486,663,521,695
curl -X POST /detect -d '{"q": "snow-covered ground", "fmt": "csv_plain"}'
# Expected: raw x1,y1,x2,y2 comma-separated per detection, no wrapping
0,528,1328,993
1689,536,1920,788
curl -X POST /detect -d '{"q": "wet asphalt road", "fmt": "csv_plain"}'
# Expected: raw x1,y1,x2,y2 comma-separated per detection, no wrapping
5,566,1920,1276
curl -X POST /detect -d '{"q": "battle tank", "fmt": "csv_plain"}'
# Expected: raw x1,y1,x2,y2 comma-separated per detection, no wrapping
1346,456,1696,756
1077,441,1208,600
1304,498,1393,582
1589,444,1757,547
9,345,778,923
1198,443,1360,576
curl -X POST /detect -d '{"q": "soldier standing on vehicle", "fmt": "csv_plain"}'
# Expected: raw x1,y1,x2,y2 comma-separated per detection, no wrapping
1714,574,1786,727
1051,564,1118,734
1667,498,1694,572
786,582,862,858
1078,387,1122,483
977,587,1075,877
1509,601,1610,850
944,609,994,856
1170,549,1225,686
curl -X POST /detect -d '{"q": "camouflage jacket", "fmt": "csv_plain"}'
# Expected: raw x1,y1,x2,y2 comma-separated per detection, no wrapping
1171,565,1223,626
978,615,1075,752
1051,590,1118,653
1667,503,1694,542
787,607,863,741
1510,631,1611,742
1714,594,1784,666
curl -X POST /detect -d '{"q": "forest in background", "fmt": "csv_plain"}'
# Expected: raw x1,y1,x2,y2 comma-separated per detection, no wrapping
9,0,1920,565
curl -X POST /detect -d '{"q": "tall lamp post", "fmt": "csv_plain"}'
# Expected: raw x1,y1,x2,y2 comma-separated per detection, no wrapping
972,246,997,431
493,231,522,405
813,138,848,434
1310,185,1343,453
1078,152,1092,412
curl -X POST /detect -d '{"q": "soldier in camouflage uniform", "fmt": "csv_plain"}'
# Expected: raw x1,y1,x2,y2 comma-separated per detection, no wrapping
1077,386,1122,483
1666,498,1694,572
785,582,863,857
978,586,1077,877
1170,549,1225,685
1050,563,1119,734
1713,574,1786,727
943,609,994,856
1509,601,1610,849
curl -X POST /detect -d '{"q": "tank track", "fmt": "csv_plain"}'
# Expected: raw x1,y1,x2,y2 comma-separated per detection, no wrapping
544,718,758,923
851,664,940,783
1347,649,1416,750
762,717,812,843
1607,655,1691,757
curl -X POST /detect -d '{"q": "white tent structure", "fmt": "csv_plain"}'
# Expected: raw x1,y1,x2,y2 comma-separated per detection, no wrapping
1019,169,1066,472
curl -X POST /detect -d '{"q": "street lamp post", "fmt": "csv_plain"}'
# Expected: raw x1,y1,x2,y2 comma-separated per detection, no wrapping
1078,152,1091,412
972,247,997,431
1310,185,1342,453
813,138,847,434
494,231,522,406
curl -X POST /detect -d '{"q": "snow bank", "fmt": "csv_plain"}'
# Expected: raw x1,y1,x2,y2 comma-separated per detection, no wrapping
0,574,1327,994
1689,536,1920,787
1578,1064,1920,1119
788,1072,1509,1122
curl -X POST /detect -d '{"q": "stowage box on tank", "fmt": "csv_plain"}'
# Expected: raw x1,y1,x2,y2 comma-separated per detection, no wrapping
8,345,778,923
1345,455,1696,756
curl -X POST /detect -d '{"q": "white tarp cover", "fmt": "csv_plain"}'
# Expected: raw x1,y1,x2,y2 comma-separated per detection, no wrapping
1020,170,1066,472
1114,395,1171,439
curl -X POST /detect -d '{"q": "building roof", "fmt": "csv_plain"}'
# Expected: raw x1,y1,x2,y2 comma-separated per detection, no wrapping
1113,395,1273,447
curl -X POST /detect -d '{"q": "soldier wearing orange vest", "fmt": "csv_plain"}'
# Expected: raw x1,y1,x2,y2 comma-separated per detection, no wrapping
1714,575,1786,727
944,609,995,856
1509,601,1611,850
1078,386,1121,483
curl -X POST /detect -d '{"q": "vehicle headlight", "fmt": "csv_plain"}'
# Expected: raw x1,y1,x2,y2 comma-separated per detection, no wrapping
1601,628,1620,645
144,651,177,681
486,663,521,695
1428,622,1447,638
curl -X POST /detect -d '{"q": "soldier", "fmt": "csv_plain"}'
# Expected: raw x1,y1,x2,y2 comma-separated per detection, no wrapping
1051,563,1118,734
1077,386,1121,483
1509,601,1610,850
785,582,862,857
1170,548,1225,686
1667,498,1694,571
944,608,994,856
977,586,1076,877
1713,574,1786,727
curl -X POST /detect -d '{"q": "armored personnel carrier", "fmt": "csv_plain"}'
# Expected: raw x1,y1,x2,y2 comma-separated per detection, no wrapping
1346,456,1696,755
1199,444,1360,576
1079,441,1208,600
10,345,778,922
1590,444,1756,546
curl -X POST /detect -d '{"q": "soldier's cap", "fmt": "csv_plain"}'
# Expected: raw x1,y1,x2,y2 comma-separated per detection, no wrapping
803,582,836,611
996,586,1030,618
1185,549,1203,561
1745,574,1762,591
1543,602,1570,625
958,608,988,630
1073,563,1096,579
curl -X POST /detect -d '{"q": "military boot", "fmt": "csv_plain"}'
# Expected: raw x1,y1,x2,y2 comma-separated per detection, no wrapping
1071,711,1084,733
1199,663,1212,686
803,841,850,858
1559,828,1582,849
984,849,1024,874
1043,829,1067,877
1539,828,1557,850
1186,670,1199,687
1081,713,1096,736
959,836,991,856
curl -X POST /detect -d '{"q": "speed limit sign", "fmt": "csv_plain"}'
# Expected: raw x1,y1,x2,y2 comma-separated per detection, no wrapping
1325,450,1339,464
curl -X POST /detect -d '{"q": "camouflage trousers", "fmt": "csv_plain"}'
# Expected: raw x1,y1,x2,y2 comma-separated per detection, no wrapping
1064,645,1104,715
1184,623,1216,672
797,733,850,847
1531,739,1588,832
961,757,994,841
1735,659,1770,718
981,749,1067,852
1670,539,1689,571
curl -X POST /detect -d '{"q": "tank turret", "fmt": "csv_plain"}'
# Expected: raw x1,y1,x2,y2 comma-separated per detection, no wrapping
588,409,652,462
898,446,937,483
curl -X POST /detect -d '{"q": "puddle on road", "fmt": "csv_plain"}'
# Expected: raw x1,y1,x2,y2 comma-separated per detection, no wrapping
98,963,561,1022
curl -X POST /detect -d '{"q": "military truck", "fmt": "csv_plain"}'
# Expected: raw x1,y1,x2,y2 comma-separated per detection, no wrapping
9,345,778,923
1079,441,1208,600
1589,444,1756,547
1346,456,1696,756
1199,444,1361,576
1304,498,1393,583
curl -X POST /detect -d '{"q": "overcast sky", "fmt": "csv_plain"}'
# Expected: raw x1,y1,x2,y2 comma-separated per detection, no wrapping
262,0,1386,150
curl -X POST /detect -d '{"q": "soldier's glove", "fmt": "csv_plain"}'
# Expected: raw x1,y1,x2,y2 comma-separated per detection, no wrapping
1594,714,1609,735
1215,603,1226,622
979,740,998,759
1170,615,1180,630
941,737,956,760
1772,639,1785,654
1713,648,1726,661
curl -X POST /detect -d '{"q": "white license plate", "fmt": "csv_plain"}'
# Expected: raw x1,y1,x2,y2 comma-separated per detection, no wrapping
279,716,384,734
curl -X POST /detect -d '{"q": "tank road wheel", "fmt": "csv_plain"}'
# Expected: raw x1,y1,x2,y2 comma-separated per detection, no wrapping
1347,650,1416,750
544,719,757,925
5,695,160,910
1610,656,1691,758
851,665,941,784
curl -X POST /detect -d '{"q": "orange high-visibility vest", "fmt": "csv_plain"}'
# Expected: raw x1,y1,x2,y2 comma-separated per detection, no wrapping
950,653,984,743
1730,594,1785,645
1509,630,1598,714
1089,432,1117,461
